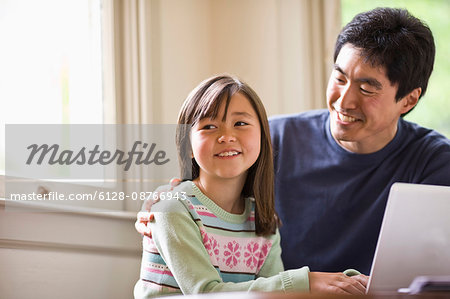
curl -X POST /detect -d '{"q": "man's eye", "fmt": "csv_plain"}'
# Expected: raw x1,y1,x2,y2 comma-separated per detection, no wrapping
360,88,375,95
335,77,345,83
235,121,248,127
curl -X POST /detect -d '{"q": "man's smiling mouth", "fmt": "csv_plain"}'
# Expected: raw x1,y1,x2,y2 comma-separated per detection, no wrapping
337,111,358,122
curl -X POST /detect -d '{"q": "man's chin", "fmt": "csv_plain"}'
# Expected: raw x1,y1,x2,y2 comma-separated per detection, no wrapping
330,128,357,143
335,135,354,143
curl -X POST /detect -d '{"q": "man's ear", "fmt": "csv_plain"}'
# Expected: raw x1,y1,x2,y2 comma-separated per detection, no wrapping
400,87,421,114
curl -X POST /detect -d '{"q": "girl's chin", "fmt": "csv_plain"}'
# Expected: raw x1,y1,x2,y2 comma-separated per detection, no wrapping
210,171,248,181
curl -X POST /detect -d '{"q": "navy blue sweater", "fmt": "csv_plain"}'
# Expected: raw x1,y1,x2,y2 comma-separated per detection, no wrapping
269,110,450,274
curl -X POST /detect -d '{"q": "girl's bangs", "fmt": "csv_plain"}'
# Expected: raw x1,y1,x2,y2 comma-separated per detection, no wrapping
193,85,235,124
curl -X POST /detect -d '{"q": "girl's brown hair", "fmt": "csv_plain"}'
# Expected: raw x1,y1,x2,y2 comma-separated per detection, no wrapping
176,74,278,236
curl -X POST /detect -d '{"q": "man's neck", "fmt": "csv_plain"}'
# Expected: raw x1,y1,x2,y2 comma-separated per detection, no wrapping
333,124,399,154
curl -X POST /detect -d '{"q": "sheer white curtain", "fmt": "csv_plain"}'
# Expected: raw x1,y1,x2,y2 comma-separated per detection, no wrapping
276,0,341,113
112,0,341,124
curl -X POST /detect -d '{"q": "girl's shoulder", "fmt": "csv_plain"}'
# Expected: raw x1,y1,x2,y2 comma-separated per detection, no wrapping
151,181,195,214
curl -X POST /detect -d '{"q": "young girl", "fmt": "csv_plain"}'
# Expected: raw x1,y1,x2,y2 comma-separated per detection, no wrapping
134,75,366,298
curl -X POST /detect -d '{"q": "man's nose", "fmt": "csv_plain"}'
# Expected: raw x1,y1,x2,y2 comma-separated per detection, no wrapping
337,84,358,110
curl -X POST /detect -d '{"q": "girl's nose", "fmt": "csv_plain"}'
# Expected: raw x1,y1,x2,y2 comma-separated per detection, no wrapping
218,131,236,143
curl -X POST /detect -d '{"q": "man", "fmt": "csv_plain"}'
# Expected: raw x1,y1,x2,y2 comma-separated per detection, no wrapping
136,7,450,275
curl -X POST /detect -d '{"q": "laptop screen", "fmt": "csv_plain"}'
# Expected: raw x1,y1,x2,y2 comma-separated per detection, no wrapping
367,183,450,293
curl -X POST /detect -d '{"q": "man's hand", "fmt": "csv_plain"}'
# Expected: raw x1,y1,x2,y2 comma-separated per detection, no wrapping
135,211,154,237
351,274,369,288
134,178,181,237
309,272,369,295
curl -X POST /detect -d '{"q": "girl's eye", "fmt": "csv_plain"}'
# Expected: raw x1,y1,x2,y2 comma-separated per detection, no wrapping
235,121,248,127
201,124,216,130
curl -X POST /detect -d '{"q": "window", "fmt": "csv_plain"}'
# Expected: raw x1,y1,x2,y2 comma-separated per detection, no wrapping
341,0,450,138
1,0,179,212
0,0,127,210
0,0,105,174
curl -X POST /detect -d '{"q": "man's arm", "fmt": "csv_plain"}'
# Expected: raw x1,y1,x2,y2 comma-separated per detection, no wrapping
135,178,181,237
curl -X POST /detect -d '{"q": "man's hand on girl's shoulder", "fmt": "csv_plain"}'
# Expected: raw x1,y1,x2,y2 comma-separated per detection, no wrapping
134,178,181,237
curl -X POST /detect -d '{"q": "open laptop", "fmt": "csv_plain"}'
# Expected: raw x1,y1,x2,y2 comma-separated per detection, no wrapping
367,183,450,293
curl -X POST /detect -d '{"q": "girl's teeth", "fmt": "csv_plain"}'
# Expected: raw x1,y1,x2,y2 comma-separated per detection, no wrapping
218,151,238,157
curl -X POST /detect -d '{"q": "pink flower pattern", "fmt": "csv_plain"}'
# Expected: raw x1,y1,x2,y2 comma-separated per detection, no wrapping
244,241,260,270
256,242,272,272
200,228,212,253
199,227,273,273
209,236,220,256
223,241,241,268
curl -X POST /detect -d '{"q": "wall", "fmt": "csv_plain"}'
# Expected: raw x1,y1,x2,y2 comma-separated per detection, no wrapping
0,200,142,299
